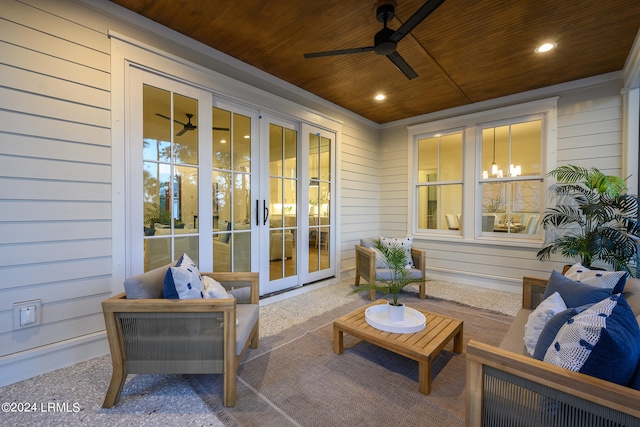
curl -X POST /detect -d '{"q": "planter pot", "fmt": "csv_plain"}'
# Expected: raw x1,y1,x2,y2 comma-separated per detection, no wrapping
387,302,405,323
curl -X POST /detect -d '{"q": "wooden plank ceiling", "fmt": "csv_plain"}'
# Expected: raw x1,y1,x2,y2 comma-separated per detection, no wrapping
109,0,640,124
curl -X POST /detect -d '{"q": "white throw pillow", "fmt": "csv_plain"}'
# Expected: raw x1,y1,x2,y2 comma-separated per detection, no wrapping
524,291,567,356
202,276,233,299
564,262,626,292
379,236,414,268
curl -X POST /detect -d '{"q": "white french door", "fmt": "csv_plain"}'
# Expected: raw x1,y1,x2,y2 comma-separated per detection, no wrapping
128,69,335,296
301,124,335,284
259,119,336,295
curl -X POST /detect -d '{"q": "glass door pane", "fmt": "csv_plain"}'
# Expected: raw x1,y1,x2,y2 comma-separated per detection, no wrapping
212,107,252,272
268,124,297,282
142,84,199,271
307,133,331,274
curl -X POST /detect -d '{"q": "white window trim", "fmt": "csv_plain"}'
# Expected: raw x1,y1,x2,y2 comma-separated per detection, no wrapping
407,97,558,248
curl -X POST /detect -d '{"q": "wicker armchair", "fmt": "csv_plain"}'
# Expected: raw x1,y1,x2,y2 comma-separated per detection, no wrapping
354,240,427,301
101,270,259,407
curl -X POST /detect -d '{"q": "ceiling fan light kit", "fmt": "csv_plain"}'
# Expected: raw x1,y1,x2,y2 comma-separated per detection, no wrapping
156,113,230,135
303,0,446,80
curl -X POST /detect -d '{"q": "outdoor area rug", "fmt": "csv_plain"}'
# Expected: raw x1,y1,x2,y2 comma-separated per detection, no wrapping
187,295,513,427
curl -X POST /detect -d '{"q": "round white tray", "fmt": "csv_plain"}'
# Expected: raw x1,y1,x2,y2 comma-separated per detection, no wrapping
365,304,426,333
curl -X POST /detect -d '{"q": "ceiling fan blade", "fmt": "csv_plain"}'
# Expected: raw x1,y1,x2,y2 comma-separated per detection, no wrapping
386,51,418,80
213,127,230,131
304,46,374,58
390,0,446,44
176,127,189,136
155,113,187,126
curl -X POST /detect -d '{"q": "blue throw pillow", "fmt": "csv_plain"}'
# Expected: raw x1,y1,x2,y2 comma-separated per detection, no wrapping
543,294,640,386
532,307,579,360
543,270,612,308
163,253,204,299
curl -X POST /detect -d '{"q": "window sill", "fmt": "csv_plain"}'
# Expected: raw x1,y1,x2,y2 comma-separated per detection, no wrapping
413,231,544,249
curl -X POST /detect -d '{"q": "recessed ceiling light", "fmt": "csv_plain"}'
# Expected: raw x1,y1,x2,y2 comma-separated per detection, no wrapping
374,94,386,101
535,42,557,53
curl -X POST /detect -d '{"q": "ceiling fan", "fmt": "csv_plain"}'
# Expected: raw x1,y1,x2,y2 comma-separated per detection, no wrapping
156,113,230,136
303,0,445,80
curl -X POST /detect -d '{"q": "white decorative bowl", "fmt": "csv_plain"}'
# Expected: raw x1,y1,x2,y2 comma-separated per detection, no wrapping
365,304,426,333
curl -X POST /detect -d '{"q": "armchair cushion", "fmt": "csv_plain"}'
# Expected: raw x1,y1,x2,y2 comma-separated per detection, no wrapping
228,287,251,303
543,294,640,386
360,238,376,248
375,268,423,281
163,253,204,299
236,304,259,355
123,262,174,299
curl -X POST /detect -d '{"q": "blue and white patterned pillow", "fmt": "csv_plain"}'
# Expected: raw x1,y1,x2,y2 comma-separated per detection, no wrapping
543,294,640,385
379,236,414,268
163,253,204,299
564,262,627,294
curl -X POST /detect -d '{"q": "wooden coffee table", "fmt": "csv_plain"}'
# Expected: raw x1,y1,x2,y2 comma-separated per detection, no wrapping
333,300,463,395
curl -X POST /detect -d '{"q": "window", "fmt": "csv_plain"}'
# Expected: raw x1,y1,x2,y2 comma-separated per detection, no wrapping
409,98,556,243
479,119,543,237
416,131,463,231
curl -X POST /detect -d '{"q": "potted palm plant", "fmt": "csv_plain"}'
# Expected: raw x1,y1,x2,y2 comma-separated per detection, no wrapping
352,238,426,321
537,165,640,277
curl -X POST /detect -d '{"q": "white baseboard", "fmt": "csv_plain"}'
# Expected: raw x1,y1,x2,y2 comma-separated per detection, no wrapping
0,332,109,387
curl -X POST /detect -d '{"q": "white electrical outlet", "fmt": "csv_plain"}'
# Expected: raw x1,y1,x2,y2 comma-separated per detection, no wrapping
13,299,42,330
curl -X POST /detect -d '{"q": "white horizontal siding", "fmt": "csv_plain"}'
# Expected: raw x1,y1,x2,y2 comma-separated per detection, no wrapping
0,0,113,368
556,80,624,175
338,123,380,273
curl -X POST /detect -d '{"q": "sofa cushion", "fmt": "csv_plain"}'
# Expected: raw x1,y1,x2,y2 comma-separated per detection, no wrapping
123,262,175,299
543,294,640,385
228,287,252,304
532,307,580,360
499,308,532,356
524,291,567,356
564,262,627,294
543,270,612,308
163,253,204,299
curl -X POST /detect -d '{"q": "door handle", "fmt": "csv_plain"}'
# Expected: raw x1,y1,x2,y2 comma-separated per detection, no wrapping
263,200,269,226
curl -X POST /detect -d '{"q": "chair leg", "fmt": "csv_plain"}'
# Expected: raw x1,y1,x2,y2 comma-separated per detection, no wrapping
354,273,360,286
223,368,237,407
419,283,426,299
250,323,259,349
102,366,127,408
369,289,376,301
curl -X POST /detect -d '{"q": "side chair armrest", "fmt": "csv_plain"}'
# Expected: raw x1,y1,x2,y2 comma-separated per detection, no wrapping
411,248,426,274
522,276,550,309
